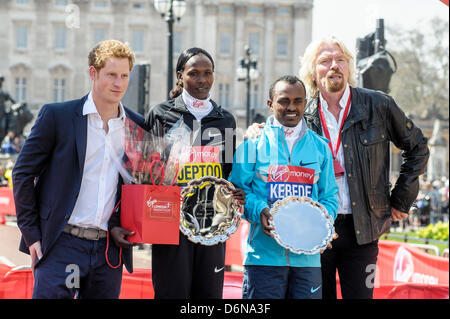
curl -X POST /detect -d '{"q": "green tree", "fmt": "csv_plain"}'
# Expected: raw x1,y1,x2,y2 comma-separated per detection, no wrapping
386,17,449,119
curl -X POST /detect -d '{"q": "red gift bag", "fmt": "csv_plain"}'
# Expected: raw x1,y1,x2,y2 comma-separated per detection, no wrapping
121,184,181,245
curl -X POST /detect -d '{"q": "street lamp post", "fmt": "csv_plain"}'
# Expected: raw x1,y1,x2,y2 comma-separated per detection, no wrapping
237,46,259,128
154,0,187,99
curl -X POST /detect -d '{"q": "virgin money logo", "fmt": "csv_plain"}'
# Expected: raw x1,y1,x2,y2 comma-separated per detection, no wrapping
393,246,439,284
393,246,414,283
270,165,289,182
146,198,173,216
188,146,220,163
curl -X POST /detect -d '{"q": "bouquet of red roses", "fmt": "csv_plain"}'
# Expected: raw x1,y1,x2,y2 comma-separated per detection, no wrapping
122,117,191,185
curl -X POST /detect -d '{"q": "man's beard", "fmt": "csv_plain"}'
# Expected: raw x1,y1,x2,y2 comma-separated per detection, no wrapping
325,71,345,93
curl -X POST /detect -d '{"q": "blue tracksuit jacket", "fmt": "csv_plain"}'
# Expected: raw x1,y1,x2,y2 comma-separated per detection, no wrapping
229,117,339,267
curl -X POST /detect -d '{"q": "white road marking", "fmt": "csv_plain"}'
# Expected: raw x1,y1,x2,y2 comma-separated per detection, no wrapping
0,256,16,267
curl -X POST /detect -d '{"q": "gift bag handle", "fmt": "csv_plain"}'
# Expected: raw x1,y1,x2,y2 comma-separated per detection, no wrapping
149,159,165,186
105,200,123,269
150,158,180,187
169,159,180,187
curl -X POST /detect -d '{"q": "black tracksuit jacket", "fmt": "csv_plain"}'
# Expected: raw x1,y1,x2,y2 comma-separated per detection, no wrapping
144,94,237,299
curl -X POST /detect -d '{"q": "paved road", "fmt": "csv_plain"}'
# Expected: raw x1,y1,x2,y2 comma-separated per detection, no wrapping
0,221,29,267
0,218,152,269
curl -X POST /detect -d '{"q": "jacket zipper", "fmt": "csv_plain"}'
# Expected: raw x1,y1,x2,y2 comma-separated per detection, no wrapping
249,224,256,244
279,128,292,165
279,128,291,265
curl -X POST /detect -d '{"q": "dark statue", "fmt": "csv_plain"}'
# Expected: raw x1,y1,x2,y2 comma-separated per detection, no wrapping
0,76,33,142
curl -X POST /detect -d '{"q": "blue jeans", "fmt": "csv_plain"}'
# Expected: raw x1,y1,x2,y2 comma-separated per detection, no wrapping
33,232,123,299
242,265,322,299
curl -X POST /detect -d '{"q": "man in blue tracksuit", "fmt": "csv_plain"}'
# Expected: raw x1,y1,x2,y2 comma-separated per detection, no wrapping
230,75,338,299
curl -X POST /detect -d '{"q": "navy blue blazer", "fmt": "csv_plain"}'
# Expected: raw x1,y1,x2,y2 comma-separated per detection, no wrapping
12,94,145,273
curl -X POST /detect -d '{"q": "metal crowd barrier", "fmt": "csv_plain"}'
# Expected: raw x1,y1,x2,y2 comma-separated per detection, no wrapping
443,248,449,258
409,243,440,256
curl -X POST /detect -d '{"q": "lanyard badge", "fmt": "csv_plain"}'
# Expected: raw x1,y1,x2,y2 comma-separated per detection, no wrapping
318,91,351,179
332,159,345,178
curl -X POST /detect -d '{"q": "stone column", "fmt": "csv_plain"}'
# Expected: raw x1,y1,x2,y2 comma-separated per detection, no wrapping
194,0,205,47
232,3,246,110
34,0,51,104
0,1,13,78
427,119,448,180
72,0,91,96
292,1,313,75
111,0,129,42
262,4,276,109
202,3,217,57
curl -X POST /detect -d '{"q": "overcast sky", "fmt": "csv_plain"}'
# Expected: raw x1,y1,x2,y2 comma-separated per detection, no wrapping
311,0,449,56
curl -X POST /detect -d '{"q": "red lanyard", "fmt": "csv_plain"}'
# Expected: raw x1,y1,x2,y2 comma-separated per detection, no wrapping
318,90,352,159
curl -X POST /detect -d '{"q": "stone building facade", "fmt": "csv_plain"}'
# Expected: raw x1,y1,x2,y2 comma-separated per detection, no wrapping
0,0,314,130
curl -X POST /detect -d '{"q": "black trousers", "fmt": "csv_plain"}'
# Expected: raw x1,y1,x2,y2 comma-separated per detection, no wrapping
321,214,379,299
152,232,226,299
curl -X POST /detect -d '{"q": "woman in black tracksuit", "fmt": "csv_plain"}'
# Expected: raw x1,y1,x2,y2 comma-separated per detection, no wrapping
145,47,245,299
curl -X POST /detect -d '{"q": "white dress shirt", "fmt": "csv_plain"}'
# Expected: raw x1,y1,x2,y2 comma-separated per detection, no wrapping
68,92,126,230
319,84,352,214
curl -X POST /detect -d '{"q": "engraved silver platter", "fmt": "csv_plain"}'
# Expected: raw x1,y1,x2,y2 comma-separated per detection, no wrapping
180,176,243,246
269,196,335,255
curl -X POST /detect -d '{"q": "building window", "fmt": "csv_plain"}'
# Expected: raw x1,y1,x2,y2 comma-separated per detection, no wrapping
15,26,28,50
248,6,262,14
277,7,290,15
219,32,231,55
173,31,182,55
132,2,145,9
55,27,67,50
132,29,144,53
276,34,288,57
249,32,260,56
55,0,68,6
93,28,106,44
218,83,230,107
94,1,108,8
53,78,66,102
14,77,27,102
219,5,233,13
16,0,29,5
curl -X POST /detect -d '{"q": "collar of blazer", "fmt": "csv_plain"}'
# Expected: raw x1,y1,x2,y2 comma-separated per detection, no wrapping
73,94,89,174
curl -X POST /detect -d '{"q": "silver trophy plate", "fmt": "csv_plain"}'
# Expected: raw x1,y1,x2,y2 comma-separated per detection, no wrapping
270,196,335,255
180,176,243,246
